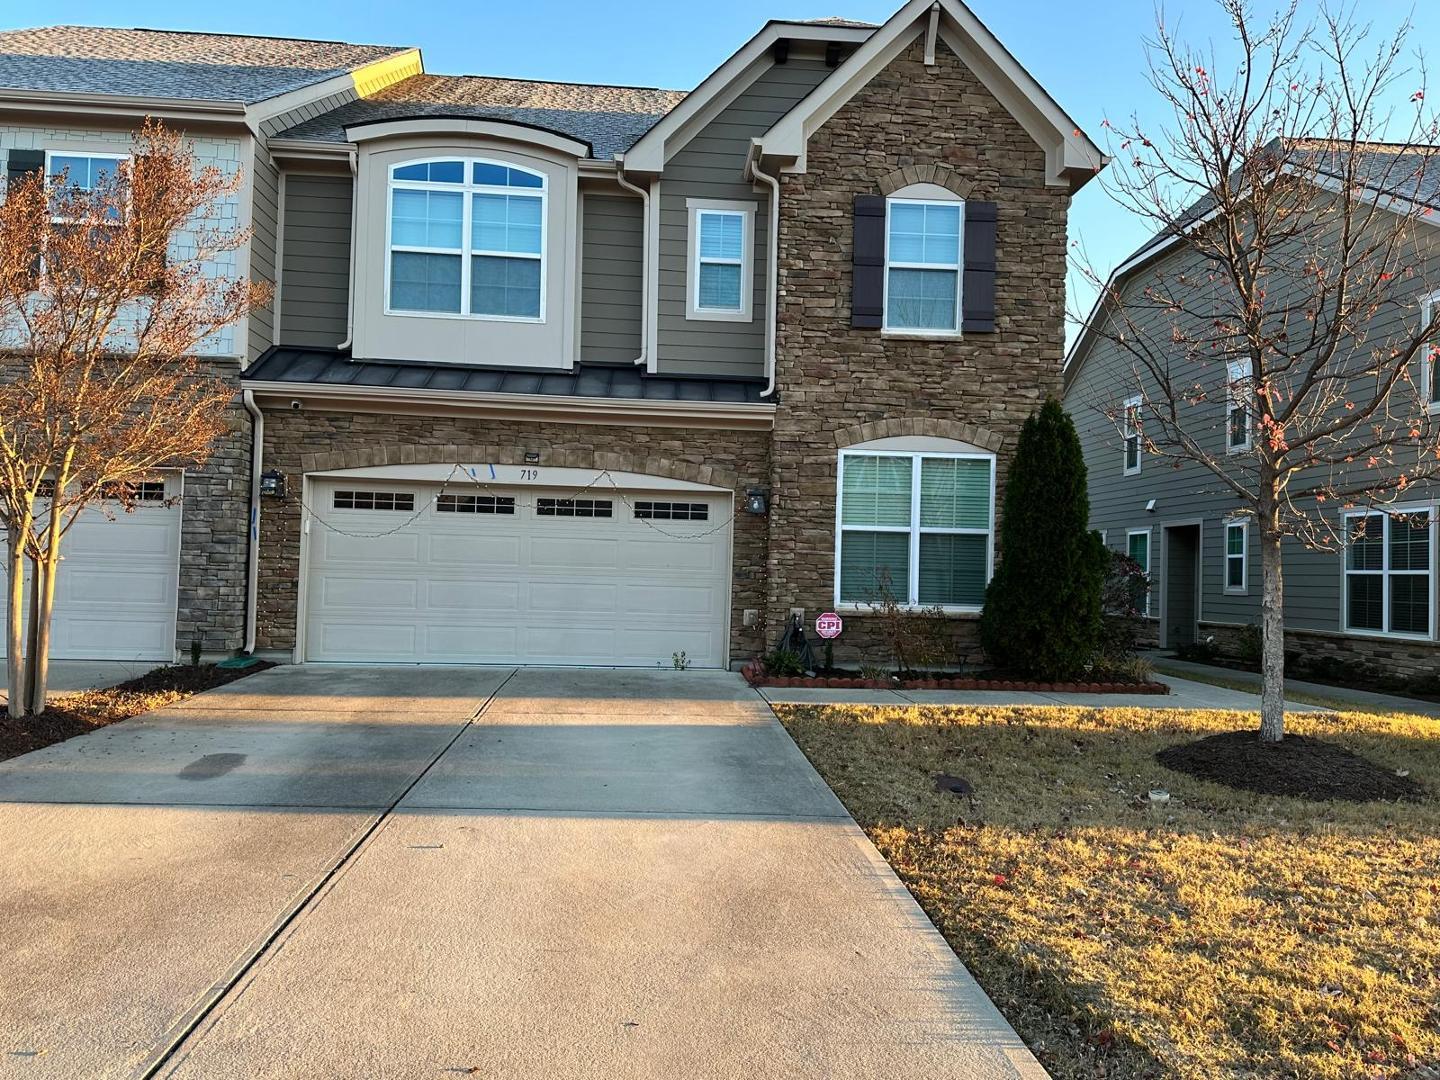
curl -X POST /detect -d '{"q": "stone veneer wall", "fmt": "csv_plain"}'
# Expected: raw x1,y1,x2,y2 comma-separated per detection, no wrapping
764,36,1071,665
255,410,770,661
1199,620,1440,681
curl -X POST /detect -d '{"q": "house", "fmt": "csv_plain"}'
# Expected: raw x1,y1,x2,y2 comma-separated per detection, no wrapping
2,0,1102,670
1063,143,1440,678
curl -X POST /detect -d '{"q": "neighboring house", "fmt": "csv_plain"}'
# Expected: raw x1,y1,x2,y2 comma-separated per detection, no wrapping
0,25,421,664
3,0,1102,670
1063,144,1440,677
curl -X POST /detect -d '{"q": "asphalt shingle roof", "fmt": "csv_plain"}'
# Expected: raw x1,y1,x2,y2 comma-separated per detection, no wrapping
0,25,408,103
273,73,686,160
244,347,770,404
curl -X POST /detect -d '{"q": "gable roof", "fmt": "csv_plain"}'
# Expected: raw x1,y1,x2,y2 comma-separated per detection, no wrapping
0,25,409,104
755,0,1103,189
1063,140,1440,390
273,73,686,160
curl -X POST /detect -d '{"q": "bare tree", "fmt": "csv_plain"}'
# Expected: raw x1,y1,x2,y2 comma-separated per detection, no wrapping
1072,0,1440,741
0,119,266,718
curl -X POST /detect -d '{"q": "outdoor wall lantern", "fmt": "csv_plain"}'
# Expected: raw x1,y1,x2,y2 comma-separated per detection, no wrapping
745,488,770,515
259,469,287,499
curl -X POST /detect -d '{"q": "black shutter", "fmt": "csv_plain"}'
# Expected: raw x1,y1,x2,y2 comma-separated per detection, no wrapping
851,194,885,329
961,200,997,333
6,149,45,198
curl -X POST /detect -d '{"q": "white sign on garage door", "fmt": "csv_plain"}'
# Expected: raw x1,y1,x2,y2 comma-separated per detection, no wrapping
303,477,732,667
1,476,182,662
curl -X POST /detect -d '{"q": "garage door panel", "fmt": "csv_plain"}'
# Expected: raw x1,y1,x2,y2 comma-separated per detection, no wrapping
62,614,175,656
428,534,521,567
426,579,521,611
305,479,730,668
63,515,179,558
321,575,418,610
321,531,421,563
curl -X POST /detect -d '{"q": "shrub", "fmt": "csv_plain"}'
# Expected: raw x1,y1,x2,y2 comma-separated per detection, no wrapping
979,399,1105,679
1098,548,1147,661
762,648,804,677
867,571,954,675
1236,623,1262,667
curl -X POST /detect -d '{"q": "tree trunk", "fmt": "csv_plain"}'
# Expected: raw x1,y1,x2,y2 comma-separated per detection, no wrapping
1258,509,1286,742
4,524,27,719
25,507,65,717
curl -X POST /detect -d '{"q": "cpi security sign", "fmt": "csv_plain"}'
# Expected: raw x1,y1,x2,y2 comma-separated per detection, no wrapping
815,612,844,639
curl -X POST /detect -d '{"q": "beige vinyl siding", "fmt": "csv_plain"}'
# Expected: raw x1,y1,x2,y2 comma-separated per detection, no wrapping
1065,217,1440,642
655,57,832,378
580,193,643,363
278,173,352,348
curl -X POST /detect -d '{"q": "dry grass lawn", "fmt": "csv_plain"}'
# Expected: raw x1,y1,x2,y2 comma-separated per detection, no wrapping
775,703,1440,1080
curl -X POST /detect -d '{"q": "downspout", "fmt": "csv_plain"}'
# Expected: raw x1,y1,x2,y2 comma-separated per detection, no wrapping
241,389,263,655
613,153,650,368
745,144,781,398
337,148,359,351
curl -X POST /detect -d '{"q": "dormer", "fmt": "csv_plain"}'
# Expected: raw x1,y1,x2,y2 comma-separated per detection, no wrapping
348,118,588,367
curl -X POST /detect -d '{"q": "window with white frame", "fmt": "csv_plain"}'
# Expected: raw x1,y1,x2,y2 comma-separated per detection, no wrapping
1423,290,1440,411
1223,518,1248,594
1127,528,1151,615
387,159,545,320
1344,508,1432,637
1122,395,1142,475
45,151,127,221
1227,359,1252,452
835,450,995,608
686,200,753,321
884,198,962,332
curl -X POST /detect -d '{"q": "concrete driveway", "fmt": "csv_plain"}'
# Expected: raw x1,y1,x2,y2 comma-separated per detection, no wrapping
0,665,1041,1080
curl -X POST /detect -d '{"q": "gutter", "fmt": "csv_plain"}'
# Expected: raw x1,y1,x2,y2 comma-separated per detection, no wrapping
613,154,651,368
745,143,782,398
0,87,247,123
241,389,264,655
337,150,359,351
247,381,775,427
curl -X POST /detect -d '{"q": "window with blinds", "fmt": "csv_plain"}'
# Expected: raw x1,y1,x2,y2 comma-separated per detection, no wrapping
1344,509,1432,637
836,450,994,608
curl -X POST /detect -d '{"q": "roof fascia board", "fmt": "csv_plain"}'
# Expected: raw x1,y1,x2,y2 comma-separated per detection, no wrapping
266,137,354,161
248,381,776,428
622,21,872,173
0,87,246,123
758,0,1103,188
243,48,422,129
344,116,591,157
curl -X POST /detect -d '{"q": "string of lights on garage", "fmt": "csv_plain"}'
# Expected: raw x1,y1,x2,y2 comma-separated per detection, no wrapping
294,464,739,541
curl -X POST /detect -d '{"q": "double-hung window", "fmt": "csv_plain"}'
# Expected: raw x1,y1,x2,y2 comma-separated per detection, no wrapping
1227,359,1252,452
1344,508,1432,637
46,151,127,221
884,198,962,332
1223,518,1248,594
687,199,753,320
1127,528,1151,615
1122,395,1142,475
835,450,995,609
1423,290,1440,411
388,159,545,320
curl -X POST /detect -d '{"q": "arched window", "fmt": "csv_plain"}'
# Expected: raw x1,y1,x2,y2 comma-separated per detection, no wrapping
387,158,546,321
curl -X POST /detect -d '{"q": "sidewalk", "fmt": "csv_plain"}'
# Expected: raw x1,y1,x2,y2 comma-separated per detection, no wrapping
1148,654,1440,718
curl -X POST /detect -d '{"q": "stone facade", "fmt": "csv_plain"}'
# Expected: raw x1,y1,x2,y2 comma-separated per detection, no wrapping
254,409,771,661
763,37,1071,664
1199,620,1440,682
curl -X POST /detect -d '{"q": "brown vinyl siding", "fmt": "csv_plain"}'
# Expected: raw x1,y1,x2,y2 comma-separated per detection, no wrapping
278,173,353,348
580,193,643,363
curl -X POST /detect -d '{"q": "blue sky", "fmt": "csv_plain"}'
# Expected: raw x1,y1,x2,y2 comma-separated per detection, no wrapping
10,0,1436,348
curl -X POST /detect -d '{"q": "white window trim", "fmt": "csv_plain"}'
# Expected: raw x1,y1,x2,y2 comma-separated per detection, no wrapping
1226,359,1253,454
44,149,130,225
1122,394,1142,476
1341,503,1436,640
832,447,996,613
1126,526,1152,616
685,197,754,322
1222,517,1248,595
383,157,548,324
881,194,964,337
1422,289,1440,414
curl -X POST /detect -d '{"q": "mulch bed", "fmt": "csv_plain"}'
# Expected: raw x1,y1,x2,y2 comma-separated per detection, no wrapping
741,664,1168,694
0,660,275,763
1156,729,1425,803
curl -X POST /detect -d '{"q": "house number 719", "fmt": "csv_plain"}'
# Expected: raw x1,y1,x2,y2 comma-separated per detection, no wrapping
519,468,540,480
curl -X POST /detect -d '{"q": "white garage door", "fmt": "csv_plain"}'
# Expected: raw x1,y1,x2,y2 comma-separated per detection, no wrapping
1,477,182,662
303,478,732,667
